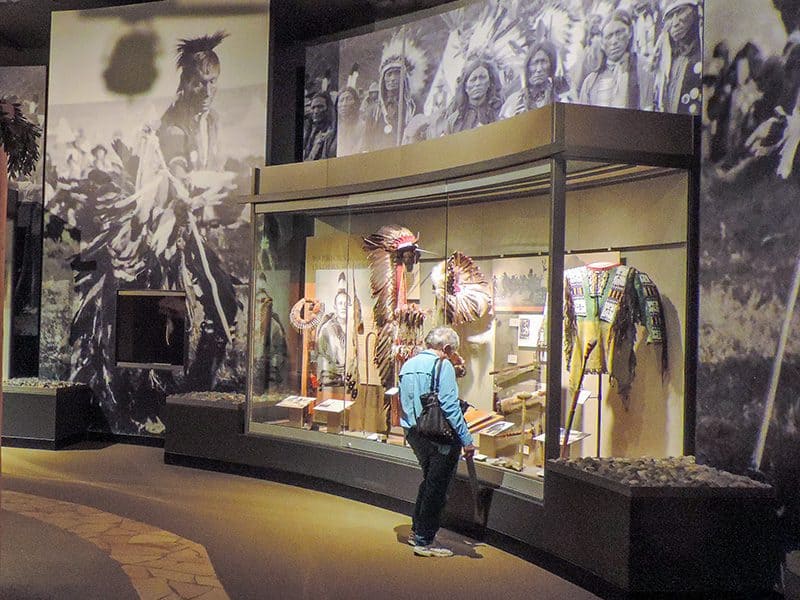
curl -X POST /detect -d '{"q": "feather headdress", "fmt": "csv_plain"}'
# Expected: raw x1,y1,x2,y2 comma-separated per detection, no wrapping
505,0,586,85
363,225,417,327
379,29,430,98
462,1,525,73
424,2,524,115
363,225,425,387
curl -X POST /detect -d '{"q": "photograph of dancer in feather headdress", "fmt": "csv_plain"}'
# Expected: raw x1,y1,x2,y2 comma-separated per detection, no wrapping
43,9,266,434
120,31,241,392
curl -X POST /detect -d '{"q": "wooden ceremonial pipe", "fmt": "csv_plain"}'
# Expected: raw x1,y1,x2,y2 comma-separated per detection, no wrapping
560,340,598,459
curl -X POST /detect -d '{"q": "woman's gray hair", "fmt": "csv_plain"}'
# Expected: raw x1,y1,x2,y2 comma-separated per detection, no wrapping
425,326,460,351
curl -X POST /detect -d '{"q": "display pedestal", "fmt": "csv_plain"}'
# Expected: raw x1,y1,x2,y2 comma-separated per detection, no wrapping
544,460,779,594
312,399,354,433
286,407,305,428
276,396,315,428
325,411,345,431
164,393,244,459
1,384,91,449
478,433,517,458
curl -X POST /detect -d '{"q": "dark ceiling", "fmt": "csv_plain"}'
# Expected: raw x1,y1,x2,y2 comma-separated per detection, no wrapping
0,0,157,50
0,0,456,53
271,0,455,42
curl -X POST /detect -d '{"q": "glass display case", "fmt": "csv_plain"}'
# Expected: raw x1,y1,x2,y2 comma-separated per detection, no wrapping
244,104,698,498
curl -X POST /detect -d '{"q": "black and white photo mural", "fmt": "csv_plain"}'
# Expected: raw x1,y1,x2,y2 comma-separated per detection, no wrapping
0,66,47,378
304,0,704,160
42,2,268,435
700,0,800,568
303,41,340,161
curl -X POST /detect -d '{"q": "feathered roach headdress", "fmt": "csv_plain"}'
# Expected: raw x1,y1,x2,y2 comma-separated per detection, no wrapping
175,31,229,90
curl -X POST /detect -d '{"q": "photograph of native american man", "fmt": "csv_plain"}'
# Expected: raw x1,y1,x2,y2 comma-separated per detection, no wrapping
43,5,267,435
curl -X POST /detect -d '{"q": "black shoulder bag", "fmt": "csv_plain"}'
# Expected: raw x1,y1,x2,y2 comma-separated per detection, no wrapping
416,359,458,445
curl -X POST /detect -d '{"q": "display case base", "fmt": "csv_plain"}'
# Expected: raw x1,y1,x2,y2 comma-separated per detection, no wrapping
162,400,547,545
543,460,779,594
163,401,781,595
1,385,91,450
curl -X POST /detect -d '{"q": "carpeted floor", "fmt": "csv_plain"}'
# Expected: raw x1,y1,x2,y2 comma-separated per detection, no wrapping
0,443,601,600
1,509,138,600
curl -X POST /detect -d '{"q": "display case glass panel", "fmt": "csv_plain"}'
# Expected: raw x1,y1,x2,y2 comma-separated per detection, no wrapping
245,157,691,493
560,161,688,461
443,176,551,478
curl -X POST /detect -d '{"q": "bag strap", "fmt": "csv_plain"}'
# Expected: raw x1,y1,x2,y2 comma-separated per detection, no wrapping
429,358,442,394
408,357,444,423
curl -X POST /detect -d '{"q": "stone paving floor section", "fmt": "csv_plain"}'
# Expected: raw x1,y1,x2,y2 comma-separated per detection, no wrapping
2,490,229,600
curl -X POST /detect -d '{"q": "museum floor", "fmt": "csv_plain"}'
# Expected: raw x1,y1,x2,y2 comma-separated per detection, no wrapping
0,442,602,600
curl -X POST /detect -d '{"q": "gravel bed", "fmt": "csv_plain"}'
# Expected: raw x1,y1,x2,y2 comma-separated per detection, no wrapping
3,378,85,389
166,391,246,404
553,456,770,488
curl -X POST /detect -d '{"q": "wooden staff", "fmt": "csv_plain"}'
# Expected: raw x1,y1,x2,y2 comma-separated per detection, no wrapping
516,391,533,470
300,301,313,397
752,250,800,471
561,340,598,459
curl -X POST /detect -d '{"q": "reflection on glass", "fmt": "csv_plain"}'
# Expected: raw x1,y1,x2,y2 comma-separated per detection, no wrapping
246,161,689,486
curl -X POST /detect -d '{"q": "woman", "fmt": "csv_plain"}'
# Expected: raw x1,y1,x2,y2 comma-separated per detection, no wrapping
335,86,363,156
444,58,504,135
578,10,644,110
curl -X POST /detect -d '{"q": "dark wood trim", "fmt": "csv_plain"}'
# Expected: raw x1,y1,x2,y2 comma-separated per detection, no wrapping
683,116,702,456
545,156,567,463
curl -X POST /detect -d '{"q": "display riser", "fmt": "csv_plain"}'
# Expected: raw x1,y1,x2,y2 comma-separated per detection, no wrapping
2,386,91,449
544,461,779,593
